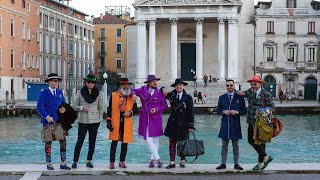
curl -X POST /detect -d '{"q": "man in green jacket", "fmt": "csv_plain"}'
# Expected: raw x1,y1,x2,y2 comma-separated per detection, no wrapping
238,75,274,170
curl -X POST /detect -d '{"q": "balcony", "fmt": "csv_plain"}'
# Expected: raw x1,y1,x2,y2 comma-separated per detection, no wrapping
98,52,106,57
285,62,297,69
305,62,317,69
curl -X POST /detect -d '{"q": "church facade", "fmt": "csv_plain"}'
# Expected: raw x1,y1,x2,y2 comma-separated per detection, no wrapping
126,0,255,85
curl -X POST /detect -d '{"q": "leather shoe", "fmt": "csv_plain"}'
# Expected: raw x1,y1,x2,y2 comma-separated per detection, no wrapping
72,162,77,169
216,164,226,169
165,164,176,169
234,164,243,170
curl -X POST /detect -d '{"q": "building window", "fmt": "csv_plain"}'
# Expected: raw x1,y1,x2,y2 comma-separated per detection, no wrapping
267,21,274,34
68,23,73,34
11,0,15,4
116,43,122,53
22,79,25,89
287,0,296,8
288,22,295,34
22,22,25,39
100,28,105,39
39,13,42,24
31,55,34,68
84,28,86,37
22,0,25,8
11,49,14,69
287,48,294,62
27,2,30,11
0,16,2,34
116,58,122,69
27,54,30,68
116,28,122,37
0,48,2,68
308,48,315,62
22,51,25,70
27,26,30,40
11,19,14,37
44,15,48,28
266,47,274,62
69,42,74,54
74,25,78,35
57,19,60,31
50,17,54,28
36,56,39,69
308,22,316,35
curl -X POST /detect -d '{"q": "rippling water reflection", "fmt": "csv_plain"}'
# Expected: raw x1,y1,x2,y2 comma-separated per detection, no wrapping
0,114,319,164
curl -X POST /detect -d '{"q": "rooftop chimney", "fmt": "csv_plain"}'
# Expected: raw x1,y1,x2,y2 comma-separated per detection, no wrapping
100,13,103,20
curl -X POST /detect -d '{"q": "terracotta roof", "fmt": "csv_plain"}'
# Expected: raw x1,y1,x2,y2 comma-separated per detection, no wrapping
93,13,128,24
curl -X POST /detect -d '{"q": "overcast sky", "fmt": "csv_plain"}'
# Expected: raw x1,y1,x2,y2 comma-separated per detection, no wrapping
68,0,316,17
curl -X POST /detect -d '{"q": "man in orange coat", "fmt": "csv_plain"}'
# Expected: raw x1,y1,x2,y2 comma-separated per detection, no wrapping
106,78,134,169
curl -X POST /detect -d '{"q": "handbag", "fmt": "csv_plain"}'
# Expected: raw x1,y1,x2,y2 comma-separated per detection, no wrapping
177,132,205,163
41,123,65,143
272,117,284,137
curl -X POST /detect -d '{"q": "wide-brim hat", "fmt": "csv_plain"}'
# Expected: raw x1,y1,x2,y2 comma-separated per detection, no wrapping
118,78,133,85
45,73,62,83
144,75,161,83
247,75,265,84
171,78,188,87
83,74,98,83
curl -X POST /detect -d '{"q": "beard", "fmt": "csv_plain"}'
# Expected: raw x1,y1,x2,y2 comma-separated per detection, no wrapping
120,88,131,96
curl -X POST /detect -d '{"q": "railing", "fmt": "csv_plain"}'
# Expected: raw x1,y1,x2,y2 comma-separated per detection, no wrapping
305,62,317,69
285,62,297,69
263,61,276,69
99,36,106,40
98,52,106,57
274,8,310,15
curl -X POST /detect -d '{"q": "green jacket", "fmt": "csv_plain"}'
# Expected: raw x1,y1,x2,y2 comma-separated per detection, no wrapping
244,88,275,124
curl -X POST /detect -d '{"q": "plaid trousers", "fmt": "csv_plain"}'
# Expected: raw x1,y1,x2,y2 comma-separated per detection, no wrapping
169,139,185,161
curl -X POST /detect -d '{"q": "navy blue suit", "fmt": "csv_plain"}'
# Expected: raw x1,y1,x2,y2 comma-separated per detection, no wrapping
37,88,66,126
216,92,247,140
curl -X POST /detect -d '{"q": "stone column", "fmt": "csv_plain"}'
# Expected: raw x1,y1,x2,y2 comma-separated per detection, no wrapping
170,18,178,81
218,18,226,81
149,19,156,75
195,17,204,81
227,18,239,81
136,20,148,83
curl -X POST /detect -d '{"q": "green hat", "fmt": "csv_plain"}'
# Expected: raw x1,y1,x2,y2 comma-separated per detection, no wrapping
84,74,98,83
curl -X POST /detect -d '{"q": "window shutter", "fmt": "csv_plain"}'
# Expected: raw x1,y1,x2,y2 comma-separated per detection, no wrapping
294,0,297,8
287,0,289,8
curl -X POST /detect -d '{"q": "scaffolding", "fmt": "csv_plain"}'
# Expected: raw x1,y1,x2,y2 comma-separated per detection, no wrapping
105,6,131,16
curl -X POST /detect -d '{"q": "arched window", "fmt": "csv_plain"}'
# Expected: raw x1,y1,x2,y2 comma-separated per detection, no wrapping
27,26,30,40
11,19,14,37
22,51,25,70
287,0,296,8
22,22,25,39
11,49,14,69
27,54,30,68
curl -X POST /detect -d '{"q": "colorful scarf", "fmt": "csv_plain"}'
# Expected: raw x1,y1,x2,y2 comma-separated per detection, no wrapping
118,91,127,112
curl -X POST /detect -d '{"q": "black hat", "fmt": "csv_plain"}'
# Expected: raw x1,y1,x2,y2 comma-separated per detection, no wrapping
171,78,188,87
118,78,133,85
83,74,98,83
45,73,62,83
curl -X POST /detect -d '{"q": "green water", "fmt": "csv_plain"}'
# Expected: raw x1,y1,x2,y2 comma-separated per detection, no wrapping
0,114,319,164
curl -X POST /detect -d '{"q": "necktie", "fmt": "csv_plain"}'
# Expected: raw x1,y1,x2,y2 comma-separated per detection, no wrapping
53,90,56,96
229,94,232,102
149,89,153,96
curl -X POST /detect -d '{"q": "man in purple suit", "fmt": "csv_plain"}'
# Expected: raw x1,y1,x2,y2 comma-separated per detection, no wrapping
131,75,168,168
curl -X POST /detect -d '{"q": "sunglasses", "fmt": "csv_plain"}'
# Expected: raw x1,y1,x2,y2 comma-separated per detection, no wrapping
250,83,257,86
87,81,96,84
226,84,234,87
52,80,60,83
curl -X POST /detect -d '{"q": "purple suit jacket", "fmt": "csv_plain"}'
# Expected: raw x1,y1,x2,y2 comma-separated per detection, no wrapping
132,86,168,139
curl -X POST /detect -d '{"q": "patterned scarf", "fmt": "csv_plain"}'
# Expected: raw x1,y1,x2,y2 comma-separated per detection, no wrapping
118,91,127,112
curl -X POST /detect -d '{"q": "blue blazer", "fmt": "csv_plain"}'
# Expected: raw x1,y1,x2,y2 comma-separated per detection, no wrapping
36,88,66,125
216,93,247,140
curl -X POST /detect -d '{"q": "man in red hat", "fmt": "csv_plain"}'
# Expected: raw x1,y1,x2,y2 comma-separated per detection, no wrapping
238,75,274,170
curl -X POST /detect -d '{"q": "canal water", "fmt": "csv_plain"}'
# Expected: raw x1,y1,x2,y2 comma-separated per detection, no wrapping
0,114,319,164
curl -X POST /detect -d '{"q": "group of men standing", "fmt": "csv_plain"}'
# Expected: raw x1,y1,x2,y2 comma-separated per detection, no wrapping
37,72,274,171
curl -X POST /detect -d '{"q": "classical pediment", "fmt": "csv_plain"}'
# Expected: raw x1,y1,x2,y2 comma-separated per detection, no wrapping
134,0,242,7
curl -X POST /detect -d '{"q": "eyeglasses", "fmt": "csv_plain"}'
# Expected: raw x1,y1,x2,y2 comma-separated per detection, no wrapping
226,84,234,87
87,81,96,84
250,83,257,86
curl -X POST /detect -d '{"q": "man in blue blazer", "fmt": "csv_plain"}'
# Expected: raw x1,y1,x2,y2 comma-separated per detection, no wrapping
216,79,247,170
37,73,71,170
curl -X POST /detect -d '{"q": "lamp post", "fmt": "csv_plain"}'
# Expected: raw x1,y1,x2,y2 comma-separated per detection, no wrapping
103,72,108,113
259,61,263,79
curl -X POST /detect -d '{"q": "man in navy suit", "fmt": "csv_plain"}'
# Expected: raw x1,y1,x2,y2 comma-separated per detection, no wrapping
37,73,71,170
216,79,247,170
